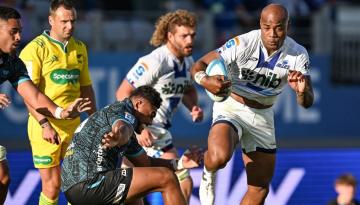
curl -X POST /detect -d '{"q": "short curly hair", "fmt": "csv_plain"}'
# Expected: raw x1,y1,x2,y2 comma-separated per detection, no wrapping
129,86,162,109
150,9,197,47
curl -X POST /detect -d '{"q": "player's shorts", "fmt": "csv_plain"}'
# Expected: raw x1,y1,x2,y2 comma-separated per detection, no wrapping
27,115,80,168
0,145,7,161
212,96,276,153
142,125,174,158
64,168,133,205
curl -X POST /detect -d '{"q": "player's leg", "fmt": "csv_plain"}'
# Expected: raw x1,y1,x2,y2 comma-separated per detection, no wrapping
27,116,68,205
239,106,276,204
162,148,193,204
200,122,239,205
0,146,10,205
240,151,276,205
126,167,187,205
38,166,61,204
122,158,144,205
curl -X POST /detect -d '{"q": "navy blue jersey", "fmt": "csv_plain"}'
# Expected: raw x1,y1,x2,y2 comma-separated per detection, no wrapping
61,99,144,191
0,54,30,86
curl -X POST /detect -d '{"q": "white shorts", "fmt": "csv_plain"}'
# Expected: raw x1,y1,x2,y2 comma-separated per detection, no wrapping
212,96,276,153
0,145,7,161
142,125,174,158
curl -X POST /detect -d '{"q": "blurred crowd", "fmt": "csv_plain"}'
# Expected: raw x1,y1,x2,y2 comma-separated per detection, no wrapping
0,0,360,52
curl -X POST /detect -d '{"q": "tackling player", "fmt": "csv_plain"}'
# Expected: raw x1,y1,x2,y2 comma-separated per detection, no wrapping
61,86,203,205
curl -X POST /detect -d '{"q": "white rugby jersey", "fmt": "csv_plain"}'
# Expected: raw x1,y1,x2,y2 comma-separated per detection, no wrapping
217,29,310,105
126,45,194,128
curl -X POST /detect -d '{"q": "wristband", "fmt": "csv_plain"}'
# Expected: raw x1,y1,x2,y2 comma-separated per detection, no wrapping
171,158,184,171
39,118,49,126
54,107,64,119
194,71,207,85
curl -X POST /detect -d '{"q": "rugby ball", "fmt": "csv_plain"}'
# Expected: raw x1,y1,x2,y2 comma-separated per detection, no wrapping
205,59,231,102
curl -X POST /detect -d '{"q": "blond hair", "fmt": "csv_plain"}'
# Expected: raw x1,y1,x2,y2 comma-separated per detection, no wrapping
150,9,197,47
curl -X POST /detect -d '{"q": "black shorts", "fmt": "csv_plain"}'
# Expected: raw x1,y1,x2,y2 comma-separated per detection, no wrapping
65,168,133,205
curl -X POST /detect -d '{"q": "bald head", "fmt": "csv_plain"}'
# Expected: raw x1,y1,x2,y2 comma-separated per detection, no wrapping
260,4,289,25
259,4,289,55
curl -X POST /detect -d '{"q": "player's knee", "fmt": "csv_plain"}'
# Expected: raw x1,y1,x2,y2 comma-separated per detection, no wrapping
0,174,10,188
207,150,231,169
247,185,269,199
42,179,61,197
158,167,178,187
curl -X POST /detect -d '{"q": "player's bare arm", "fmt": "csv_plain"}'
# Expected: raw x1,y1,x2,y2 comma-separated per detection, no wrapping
24,101,60,145
129,147,203,171
101,120,134,150
80,85,97,115
16,80,91,119
182,85,203,122
116,79,135,101
191,51,231,95
287,71,314,108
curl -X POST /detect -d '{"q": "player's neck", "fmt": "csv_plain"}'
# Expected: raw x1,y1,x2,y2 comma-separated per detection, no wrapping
49,31,69,44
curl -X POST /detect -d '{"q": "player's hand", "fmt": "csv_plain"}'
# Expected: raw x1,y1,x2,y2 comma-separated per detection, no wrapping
61,98,92,119
101,131,130,150
42,122,61,145
180,146,204,169
136,128,156,147
287,70,306,93
191,106,203,122
0,93,11,109
202,75,231,96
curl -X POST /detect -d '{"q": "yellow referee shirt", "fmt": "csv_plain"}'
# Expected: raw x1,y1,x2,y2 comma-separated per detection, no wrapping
19,30,92,108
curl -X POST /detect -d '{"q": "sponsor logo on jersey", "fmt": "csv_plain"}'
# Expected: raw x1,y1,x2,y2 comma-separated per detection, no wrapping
241,68,281,89
50,69,80,84
130,62,149,80
161,80,190,95
218,37,240,53
113,183,126,203
125,112,135,124
276,60,290,69
96,144,104,172
33,155,52,165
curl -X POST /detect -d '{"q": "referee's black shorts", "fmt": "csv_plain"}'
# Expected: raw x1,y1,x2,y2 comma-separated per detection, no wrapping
65,168,133,205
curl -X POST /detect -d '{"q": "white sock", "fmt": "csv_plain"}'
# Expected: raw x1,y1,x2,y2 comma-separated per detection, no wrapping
203,166,215,177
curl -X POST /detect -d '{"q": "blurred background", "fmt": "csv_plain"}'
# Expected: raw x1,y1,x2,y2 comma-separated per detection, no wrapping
1,0,360,204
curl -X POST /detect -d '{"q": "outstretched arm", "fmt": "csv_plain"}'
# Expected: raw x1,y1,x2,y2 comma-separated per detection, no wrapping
128,147,203,171
16,80,91,119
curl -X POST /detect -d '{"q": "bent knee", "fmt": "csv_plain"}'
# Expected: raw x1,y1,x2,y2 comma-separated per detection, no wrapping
207,151,232,169
157,167,178,186
0,175,10,187
247,185,269,198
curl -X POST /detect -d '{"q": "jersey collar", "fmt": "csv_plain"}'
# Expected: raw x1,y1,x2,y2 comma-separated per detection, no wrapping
42,30,70,52
259,38,285,60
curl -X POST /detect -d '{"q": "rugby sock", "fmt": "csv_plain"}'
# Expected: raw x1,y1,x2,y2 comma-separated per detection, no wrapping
203,166,215,178
39,192,58,205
